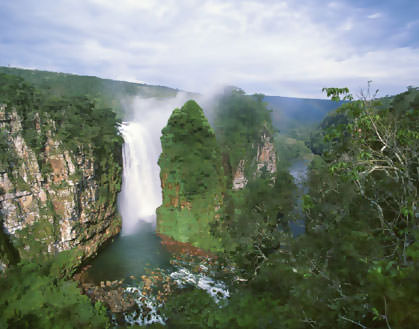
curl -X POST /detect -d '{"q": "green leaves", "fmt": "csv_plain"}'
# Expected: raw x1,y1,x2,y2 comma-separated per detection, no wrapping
322,87,353,102
0,260,110,329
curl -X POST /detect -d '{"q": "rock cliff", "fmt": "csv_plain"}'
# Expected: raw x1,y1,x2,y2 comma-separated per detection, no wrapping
156,100,225,251
0,74,122,270
232,127,277,190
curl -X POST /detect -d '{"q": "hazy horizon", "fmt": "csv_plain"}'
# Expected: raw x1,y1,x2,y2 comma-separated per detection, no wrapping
1,0,418,98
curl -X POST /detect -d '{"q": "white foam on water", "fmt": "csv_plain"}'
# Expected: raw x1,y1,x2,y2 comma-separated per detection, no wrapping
124,267,229,326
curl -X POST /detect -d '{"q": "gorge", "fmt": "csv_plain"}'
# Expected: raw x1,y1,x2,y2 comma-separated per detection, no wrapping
86,95,189,283
1,68,417,329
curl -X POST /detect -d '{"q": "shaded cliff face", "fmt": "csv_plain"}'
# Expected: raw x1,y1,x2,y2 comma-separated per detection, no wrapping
157,100,225,251
232,128,277,190
0,74,122,270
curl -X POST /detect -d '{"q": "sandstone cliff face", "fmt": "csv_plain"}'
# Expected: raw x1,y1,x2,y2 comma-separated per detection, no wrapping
0,105,121,267
232,128,277,190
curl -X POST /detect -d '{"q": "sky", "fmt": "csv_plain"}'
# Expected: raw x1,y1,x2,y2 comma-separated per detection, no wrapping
0,0,418,98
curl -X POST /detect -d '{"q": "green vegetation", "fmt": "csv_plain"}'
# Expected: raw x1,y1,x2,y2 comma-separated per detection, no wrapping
0,259,110,329
157,89,285,253
2,66,417,328
213,88,272,173
210,88,298,272
274,134,313,169
0,73,123,188
0,227,20,269
1,72,123,328
265,95,343,138
216,169,297,279
0,66,182,117
158,86,418,328
306,109,348,155
157,100,226,250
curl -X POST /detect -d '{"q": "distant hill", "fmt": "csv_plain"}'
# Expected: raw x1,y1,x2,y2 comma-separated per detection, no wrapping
264,95,343,134
0,66,184,116
1,66,343,129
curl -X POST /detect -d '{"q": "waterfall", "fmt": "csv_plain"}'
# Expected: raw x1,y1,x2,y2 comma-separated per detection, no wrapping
118,122,162,235
117,94,189,235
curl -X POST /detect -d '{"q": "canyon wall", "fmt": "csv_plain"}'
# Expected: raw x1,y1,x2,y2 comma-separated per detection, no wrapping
0,74,122,270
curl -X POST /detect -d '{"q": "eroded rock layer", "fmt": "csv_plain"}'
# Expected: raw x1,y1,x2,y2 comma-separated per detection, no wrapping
0,75,122,269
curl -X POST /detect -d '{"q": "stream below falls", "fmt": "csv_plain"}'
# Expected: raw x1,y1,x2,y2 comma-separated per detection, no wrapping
85,221,172,284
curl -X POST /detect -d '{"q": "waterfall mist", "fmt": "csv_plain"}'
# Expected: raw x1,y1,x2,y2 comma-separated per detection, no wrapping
118,93,190,235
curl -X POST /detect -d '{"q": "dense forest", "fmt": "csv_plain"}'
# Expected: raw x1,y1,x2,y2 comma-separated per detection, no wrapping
1,68,418,328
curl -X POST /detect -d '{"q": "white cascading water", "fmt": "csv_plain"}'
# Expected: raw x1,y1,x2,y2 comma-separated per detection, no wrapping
118,122,162,234
117,94,189,235
112,94,230,326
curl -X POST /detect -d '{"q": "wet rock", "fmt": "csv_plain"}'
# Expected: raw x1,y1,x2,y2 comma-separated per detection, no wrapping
80,280,136,314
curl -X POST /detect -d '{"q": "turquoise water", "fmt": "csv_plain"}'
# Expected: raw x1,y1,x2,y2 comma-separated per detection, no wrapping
85,221,172,284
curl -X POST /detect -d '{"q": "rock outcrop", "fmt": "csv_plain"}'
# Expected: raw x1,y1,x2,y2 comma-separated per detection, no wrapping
232,128,277,190
256,131,277,174
0,101,121,268
157,100,225,251
232,159,248,190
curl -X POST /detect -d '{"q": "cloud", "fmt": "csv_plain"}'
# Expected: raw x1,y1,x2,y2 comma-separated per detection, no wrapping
368,12,382,19
0,0,418,98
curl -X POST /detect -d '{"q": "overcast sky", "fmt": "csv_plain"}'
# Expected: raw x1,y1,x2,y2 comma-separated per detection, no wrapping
1,0,418,98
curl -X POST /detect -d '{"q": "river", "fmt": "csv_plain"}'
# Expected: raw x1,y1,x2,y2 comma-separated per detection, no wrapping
288,159,309,237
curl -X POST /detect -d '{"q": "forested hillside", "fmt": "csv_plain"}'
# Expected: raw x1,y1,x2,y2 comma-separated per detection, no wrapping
0,66,182,116
265,95,343,138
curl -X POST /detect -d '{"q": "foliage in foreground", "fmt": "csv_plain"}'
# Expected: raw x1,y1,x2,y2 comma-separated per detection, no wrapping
0,260,110,329
160,86,419,328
